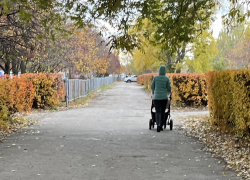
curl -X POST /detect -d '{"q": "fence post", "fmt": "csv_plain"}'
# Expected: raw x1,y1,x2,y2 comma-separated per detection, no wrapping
66,79,69,107
74,79,76,102
78,80,81,98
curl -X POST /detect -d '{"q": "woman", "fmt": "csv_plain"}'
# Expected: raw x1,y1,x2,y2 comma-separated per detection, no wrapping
151,65,171,132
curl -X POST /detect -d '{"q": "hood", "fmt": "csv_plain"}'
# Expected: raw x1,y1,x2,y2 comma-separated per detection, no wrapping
158,65,166,75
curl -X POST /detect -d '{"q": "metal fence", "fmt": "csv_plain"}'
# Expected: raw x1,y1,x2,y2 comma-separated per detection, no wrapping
64,76,120,106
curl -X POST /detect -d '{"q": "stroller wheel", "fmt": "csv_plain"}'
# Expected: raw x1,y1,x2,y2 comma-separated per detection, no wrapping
170,119,173,130
149,119,152,130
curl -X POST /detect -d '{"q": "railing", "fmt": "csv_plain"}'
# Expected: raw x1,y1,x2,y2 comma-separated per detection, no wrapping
64,76,120,106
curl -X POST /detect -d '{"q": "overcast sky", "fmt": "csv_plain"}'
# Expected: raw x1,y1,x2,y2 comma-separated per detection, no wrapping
211,14,223,39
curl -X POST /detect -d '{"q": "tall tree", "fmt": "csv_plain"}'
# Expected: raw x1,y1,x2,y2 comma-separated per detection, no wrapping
226,25,250,69
185,30,218,73
214,21,246,70
106,54,121,75
25,29,71,73
133,44,162,74
131,18,189,73
0,0,65,74
65,28,118,78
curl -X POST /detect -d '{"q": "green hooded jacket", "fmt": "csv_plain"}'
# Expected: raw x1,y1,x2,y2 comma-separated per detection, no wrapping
151,65,171,100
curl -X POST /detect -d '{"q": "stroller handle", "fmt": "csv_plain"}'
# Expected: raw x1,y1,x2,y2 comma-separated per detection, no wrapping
169,92,172,100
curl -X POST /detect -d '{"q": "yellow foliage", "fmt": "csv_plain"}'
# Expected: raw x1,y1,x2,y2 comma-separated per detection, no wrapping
69,29,110,77
206,69,250,136
185,31,218,73
137,73,207,106
120,65,126,74
31,73,65,108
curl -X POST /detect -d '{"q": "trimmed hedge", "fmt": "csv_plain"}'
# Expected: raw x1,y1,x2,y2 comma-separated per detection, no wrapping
0,75,35,128
138,69,250,136
30,73,65,108
0,73,65,129
137,73,207,106
206,69,250,136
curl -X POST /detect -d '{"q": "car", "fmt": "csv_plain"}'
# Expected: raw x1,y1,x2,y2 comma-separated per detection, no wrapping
124,75,137,83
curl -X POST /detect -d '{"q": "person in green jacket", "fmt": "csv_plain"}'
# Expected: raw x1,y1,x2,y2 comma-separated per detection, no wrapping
151,65,171,132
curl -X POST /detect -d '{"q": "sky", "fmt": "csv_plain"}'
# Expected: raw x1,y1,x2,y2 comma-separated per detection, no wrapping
211,14,223,39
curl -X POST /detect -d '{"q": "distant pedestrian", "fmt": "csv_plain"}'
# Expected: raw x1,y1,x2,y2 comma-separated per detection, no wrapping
151,65,171,132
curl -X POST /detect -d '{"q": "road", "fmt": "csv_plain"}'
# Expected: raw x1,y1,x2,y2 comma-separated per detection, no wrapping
0,82,239,180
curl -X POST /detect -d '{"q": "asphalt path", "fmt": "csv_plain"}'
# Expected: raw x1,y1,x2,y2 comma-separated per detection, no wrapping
0,82,240,180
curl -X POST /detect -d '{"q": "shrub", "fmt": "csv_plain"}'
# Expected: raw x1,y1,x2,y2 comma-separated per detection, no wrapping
30,73,65,108
0,73,65,130
170,73,207,106
0,75,35,129
137,73,207,106
206,69,250,136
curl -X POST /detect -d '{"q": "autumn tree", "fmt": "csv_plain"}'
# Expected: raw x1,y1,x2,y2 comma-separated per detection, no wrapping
106,54,121,75
0,2,38,74
94,35,116,77
213,30,234,70
25,30,72,73
22,23,120,77
120,65,126,74
130,18,189,74
226,24,250,69
0,0,66,75
2,0,249,54
64,28,119,78
133,43,162,74
185,30,218,73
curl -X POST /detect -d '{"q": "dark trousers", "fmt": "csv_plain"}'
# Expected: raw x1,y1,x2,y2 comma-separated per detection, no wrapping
154,99,168,127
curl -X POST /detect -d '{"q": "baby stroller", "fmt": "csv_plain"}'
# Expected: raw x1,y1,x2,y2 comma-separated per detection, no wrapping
149,95,173,131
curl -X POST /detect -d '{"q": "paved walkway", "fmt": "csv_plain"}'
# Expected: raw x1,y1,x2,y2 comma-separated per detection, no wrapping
0,82,239,180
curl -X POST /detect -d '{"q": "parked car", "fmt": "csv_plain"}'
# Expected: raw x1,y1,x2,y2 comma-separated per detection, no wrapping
124,75,137,83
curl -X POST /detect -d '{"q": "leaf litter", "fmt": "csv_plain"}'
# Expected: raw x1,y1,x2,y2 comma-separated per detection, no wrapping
177,116,250,179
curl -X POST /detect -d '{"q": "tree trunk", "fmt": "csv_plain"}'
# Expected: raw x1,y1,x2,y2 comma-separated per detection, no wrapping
12,58,19,75
21,60,26,74
166,51,173,73
176,43,187,73
176,69,181,73
176,43,186,64
69,67,72,79
5,59,11,75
